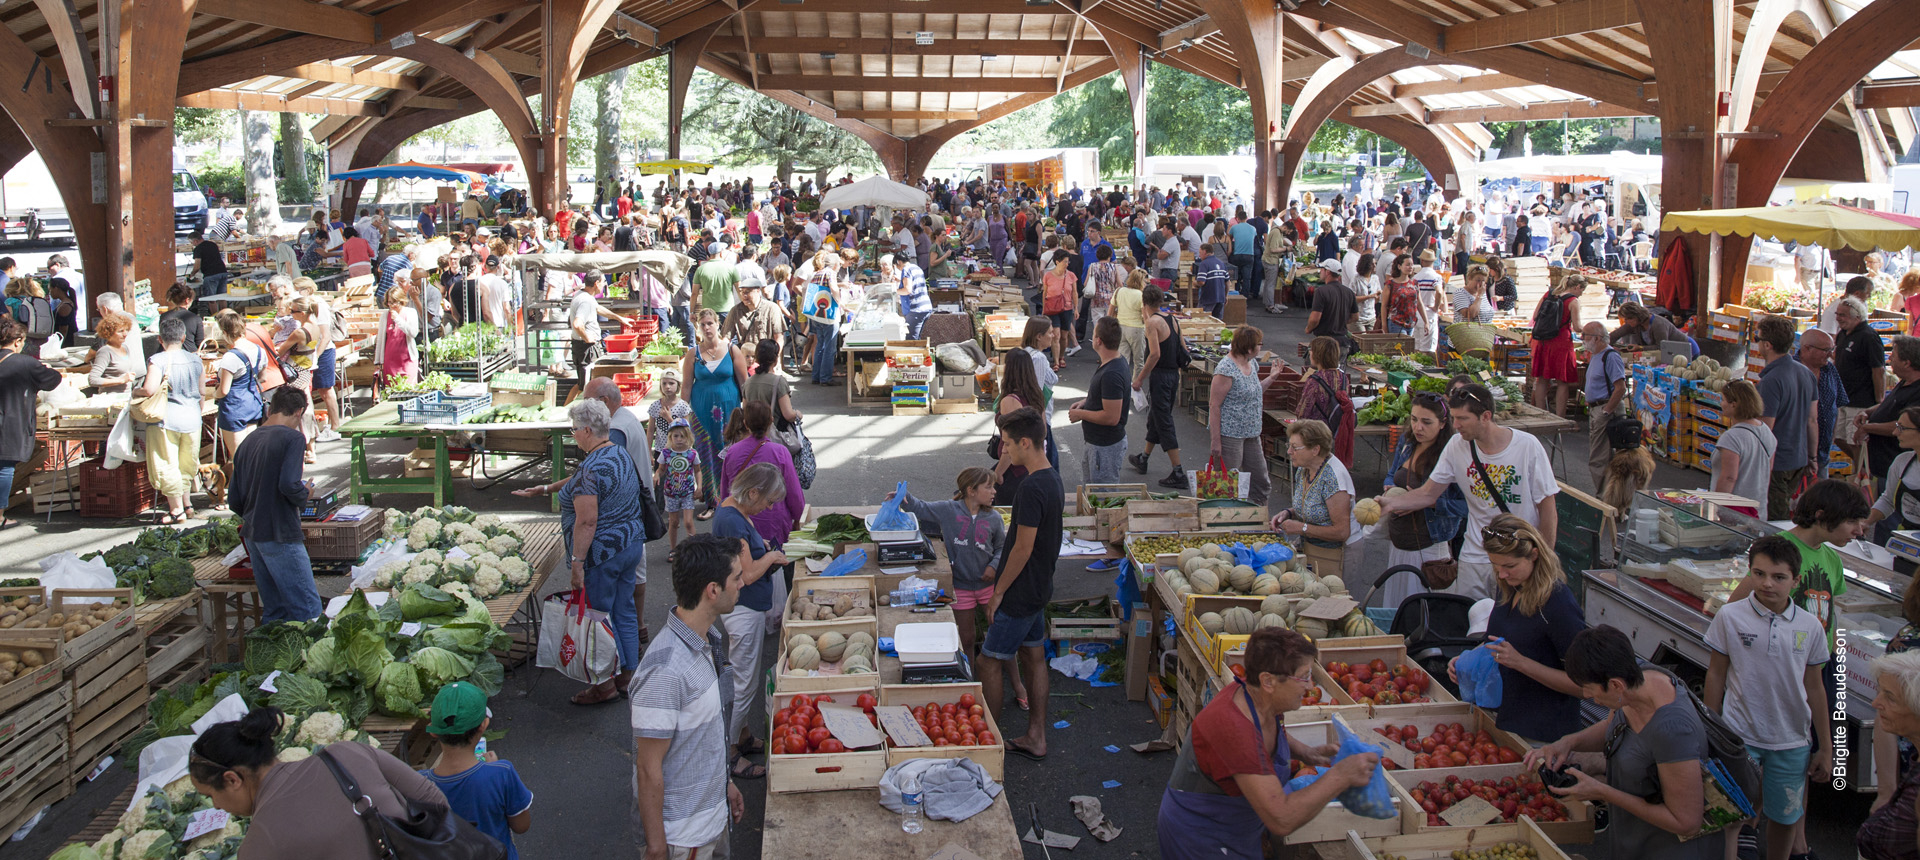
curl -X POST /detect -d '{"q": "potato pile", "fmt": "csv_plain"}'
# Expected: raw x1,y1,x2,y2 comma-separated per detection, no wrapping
0,647,47,683
0,595,127,640
785,630,877,676
788,589,873,622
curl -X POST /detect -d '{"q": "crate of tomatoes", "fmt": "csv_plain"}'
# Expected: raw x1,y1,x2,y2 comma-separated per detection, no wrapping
1337,703,1530,770
767,687,888,794
1387,764,1595,844
879,682,1003,780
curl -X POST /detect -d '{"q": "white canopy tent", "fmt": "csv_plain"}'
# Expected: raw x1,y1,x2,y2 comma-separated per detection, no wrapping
817,176,930,211
1472,152,1663,185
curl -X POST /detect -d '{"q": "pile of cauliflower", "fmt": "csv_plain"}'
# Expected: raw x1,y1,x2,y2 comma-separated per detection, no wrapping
68,778,245,860
374,507,530,599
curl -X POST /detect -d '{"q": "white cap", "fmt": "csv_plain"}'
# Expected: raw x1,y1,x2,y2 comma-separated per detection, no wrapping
1317,259,1341,271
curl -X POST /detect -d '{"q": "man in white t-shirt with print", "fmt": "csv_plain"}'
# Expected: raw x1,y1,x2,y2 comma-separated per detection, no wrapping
478,258,514,329
1374,384,1558,600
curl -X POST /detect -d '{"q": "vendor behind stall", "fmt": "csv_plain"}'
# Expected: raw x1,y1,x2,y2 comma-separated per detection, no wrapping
1870,405,1920,572
1157,628,1377,859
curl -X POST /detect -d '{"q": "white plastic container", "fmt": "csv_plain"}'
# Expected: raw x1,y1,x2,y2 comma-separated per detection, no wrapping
865,511,923,544
893,621,961,664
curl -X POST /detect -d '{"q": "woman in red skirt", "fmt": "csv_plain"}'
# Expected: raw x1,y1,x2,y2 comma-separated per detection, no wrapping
1528,275,1587,417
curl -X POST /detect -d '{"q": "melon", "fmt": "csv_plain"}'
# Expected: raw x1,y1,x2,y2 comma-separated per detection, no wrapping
1201,543,1222,558
1222,606,1256,635
789,643,821,670
1257,612,1288,630
1250,574,1280,596
1295,618,1329,640
1321,574,1347,594
1383,486,1408,499
844,639,875,661
1175,582,1194,599
1197,612,1225,636
1177,548,1202,567
1189,568,1221,595
1228,565,1257,593
1354,498,1383,526
787,633,815,654
1303,578,1331,599
1260,595,1290,616
1183,555,1210,576
1278,572,1306,594
816,631,848,662
1262,564,1282,577
842,654,873,674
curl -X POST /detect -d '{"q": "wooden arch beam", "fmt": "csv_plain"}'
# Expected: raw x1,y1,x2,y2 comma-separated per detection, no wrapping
1277,49,1453,206
0,28,108,304
379,38,545,211
899,58,1121,182
337,107,468,215
1198,0,1282,209
1346,115,1467,202
31,0,99,118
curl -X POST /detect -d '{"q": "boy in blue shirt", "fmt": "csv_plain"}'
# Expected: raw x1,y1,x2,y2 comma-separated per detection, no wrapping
420,682,534,859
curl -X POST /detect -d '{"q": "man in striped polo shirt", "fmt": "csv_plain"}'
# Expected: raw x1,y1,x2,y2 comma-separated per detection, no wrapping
634,534,745,859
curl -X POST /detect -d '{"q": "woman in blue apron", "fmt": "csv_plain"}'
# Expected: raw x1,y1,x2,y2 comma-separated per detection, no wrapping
1157,628,1380,858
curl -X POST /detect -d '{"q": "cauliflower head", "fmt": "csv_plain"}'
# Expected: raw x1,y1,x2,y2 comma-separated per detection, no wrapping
92,828,124,854
474,552,502,568
457,542,487,558
118,793,154,832
373,560,407,588
475,514,503,528
486,534,521,556
499,557,532,586
384,512,410,538
294,712,347,747
413,549,445,567
440,581,475,601
401,566,435,586
121,829,170,860
162,775,197,805
407,519,444,548
472,568,504,599
277,746,313,764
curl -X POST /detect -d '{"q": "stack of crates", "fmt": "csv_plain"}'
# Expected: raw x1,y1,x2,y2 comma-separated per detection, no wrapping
887,342,932,416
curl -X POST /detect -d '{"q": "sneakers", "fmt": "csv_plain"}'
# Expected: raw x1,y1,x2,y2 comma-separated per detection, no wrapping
1086,558,1121,572
1065,346,1083,357
1129,453,1150,475
316,428,342,442
1158,468,1188,489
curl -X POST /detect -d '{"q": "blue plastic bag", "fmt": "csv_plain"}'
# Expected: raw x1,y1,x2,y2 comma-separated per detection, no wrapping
1250,542,1294,567
1226,542,1255,567
1330,721,1397,818
1284,767,1327,793
1455,639,1504,707
872,481,915,531
823,548,868,577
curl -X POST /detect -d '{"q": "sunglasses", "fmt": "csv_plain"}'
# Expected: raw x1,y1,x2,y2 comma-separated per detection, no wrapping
1482,523,1532,545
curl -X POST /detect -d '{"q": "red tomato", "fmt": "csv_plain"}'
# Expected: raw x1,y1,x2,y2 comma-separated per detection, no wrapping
771,737,787,755
808,726,833,747
968,704,984,717
1449,751,1468,766
1467,754,1485,766
960,732,978,745
809,712,826,730
773,711,790,728
856,693,877,711
941,703,959,716
978,730,995,745
970,717,987,733
1369,658,1390,674
958,693,977,708
1413,754,1431,769
791,695,812,709
818,739,846,753
816,695,836,704
1497,748,1521,764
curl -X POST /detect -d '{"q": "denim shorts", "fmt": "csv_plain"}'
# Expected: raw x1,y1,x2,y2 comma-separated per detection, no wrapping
1750,744,1811,824
1049,309,1075,333
313,347,337,389
980,609,1047,659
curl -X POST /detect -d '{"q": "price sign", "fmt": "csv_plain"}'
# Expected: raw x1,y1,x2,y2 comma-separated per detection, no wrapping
1439,794,1502,827
818,704,884,750
180,808,231,842
1299,595,1359,621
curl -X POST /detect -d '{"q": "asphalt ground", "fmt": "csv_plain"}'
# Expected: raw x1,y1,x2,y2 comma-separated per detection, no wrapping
4,292,1871,858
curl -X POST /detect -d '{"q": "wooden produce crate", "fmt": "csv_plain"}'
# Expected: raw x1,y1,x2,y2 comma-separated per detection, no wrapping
303,509,387,560
1386,763,1595,843
773,617,881,694
1353,816,1572,860
1180,594,1269,674
66,633,147,785
1125,497,1200,534
784,576,878,625
1352,333,1416,356
1197,499,1267,528
144,615,210,689
1078,483,1150,542
49,589,137,665
1335,703,1529,771
0,632,65,715
1046,596,1123,647
1276,718,1404,843
0,691,68,819
879,682,1004,780
0,682,72,763
0,752,70,839
1317,642,1455,705
768,686,887,794
27,465,79,514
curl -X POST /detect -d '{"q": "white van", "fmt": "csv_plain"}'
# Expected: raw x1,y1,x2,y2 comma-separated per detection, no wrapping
173,169,209,234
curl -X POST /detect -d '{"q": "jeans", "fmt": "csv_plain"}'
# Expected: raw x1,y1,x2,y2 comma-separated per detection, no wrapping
0,459,14,517
198,272,231,301
587,541,644,672
905,309,931,341
1228,253,1256,296
810,320,838,384
245,538,324,622
669,305,693,343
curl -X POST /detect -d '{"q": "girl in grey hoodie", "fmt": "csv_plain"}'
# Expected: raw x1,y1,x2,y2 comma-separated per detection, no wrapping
895,467,1010,670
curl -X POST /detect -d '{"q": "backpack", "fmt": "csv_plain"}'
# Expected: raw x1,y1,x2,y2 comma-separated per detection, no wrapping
1531,294,1571,340
12,295,53,338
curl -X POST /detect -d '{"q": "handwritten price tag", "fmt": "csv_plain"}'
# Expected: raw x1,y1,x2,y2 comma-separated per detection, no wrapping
258,670,281,693
399,622,423,636
1439,794,1502,827
180,808,231,842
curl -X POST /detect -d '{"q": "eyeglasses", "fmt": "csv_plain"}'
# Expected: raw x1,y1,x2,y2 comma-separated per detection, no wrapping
1482,524,1532,545
1802,343,1834,353
1901,423,1919,434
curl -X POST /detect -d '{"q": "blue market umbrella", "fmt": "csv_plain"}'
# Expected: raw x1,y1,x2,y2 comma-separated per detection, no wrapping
328,160,484,183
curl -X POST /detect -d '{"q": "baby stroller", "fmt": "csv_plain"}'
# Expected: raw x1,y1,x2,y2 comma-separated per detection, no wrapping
1360,565,1482,698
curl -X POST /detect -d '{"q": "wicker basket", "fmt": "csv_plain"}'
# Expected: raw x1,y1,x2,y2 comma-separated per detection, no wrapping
1446,322,1503,356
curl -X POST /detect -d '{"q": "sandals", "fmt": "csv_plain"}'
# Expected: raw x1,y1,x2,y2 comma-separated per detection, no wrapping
736,737,766,757
695,509,715,522
569,685,622,706
730,756,767,779
159,512,182,525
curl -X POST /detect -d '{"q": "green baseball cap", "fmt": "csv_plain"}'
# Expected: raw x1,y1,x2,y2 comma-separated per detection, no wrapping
428,682,489,736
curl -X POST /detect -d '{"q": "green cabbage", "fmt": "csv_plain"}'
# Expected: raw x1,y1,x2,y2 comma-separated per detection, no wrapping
303,637,342,676
47,844,101,860
467,652,506,697
408,647,474,686
243,623,317,676
341,629,394,688
266,673,330,716
375,662,425,717
398,583,459,621
423,622,509,656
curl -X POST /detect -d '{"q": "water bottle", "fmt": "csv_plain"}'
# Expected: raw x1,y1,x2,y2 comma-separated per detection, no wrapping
900,779,924,834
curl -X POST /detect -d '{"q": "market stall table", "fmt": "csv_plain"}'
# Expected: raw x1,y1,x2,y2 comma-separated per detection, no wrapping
337,401,569,512
761,790,1023,859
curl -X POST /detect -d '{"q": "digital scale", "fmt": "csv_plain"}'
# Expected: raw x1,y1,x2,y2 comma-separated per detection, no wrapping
900,651,974,684
877,536,936,564
895,622,972,684
1883,530,1920,565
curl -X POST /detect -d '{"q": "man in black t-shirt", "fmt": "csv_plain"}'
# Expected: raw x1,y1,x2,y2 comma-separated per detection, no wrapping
981,408,1062,762
187,228,229,299
1307,259,1356,351
1070,316,1131,484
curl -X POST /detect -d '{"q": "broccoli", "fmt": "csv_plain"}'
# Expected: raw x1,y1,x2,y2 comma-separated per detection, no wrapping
146,558,197,600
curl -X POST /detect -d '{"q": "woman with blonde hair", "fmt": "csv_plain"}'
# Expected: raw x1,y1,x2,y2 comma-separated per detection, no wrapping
1710,379,1775,518
88,313,141,391
1454,513,1589,744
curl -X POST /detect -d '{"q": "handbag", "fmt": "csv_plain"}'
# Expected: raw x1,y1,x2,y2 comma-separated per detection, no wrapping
130,357,172,424
1420,559,1460,590
637,476,666,542
314,748,506,860
1195,456,1240,500
794,430,817,490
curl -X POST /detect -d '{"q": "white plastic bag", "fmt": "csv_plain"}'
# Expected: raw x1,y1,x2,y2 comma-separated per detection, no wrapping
348,540,417,590
105,405,140,465
536,590,620,684
37,552,115,603
35,333,63,362
1130,387,1149,412
134,693,250,808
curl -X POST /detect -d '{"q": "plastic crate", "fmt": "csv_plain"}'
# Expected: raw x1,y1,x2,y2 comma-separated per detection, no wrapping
624,315,660,335
397,390,494,425
612,372,654,406
604,333,641,353
78,460,154,518
427,349,514,383
302,509,387,560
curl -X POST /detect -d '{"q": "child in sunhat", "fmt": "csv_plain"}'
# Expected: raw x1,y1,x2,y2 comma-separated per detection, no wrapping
419,682,534,859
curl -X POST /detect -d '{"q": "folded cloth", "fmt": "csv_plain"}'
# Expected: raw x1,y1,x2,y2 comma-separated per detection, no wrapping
878,758,1003,823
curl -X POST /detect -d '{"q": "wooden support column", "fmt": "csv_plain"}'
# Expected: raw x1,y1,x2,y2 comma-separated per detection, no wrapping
0,30,109,298
1200,0,1282,210
539,0,626,213
1722,0,1918,294
668,21,725,164
1106,35,1150,192
1636,0,1731,312
104,0,197,301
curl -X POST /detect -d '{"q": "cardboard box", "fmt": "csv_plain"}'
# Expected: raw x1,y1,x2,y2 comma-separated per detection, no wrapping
1222,294,1247,325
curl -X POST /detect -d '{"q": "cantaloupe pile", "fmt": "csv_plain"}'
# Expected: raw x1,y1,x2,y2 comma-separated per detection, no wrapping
785,631,877,675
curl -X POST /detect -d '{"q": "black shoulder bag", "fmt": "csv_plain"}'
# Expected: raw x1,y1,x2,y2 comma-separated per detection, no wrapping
315,748,506,860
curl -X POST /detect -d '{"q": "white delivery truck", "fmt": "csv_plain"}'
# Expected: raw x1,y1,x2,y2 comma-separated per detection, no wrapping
1141,155,1255,210
1893,163,1920,218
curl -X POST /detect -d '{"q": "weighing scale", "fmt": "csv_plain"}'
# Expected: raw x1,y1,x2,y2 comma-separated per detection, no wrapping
896,622,972,684
877,535,935,564
1882,531,1920,565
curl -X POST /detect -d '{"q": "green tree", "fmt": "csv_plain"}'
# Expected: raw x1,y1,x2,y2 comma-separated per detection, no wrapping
174,107,233,146
1041,65,1252,176
683,73,877,187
